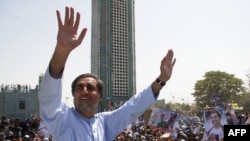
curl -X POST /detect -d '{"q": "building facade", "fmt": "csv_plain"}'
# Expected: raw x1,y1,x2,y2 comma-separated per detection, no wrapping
0,75,43,120
0,85,39,120
91,0,136,111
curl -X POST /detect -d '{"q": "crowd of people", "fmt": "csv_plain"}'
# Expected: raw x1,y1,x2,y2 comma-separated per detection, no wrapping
0,115,52,141
1,110,249,141
0,84,34,93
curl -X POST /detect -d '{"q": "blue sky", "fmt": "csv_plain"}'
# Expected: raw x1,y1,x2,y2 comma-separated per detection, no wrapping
1,0,250,107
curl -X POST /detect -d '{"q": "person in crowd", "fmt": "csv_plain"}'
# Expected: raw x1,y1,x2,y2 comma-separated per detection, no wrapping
224,106,236,125
104,100,115,111
165,113,178,130
157,112,167,128
237,113,245,125
202,110,224,141
244,113,250,125
244,113,250,124
0,125,5,141
38,6,176,141
135,115,145,132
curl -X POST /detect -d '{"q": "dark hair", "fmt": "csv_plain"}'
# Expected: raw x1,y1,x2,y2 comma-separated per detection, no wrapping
210,110,221,118
71,73,104,98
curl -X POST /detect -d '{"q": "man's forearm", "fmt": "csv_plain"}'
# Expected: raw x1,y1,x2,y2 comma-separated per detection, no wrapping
49,46,70,79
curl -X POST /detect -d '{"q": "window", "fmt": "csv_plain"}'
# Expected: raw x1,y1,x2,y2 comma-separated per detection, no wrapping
19,101,25,110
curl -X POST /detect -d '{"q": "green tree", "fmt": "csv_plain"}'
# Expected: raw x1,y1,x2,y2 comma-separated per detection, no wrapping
241,69,250,112
246,69,250,93
192,70,246,108
180,103,191,112
237,93,250,112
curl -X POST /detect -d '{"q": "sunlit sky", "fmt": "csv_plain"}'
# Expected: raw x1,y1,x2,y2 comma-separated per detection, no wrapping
1,0,250,107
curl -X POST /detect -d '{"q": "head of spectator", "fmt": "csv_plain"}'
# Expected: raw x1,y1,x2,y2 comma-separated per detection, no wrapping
210,110,222,128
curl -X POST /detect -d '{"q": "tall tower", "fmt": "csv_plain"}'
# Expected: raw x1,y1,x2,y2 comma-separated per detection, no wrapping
91,0,136,111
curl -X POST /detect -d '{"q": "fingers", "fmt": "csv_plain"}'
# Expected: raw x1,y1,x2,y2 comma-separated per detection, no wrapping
167,49,174,62
69,7,75,25
56,10,63,28
62,7,75,26
56,6,87,47
172,58,176,67
77,28,88,45
62,7,81,32
161,49,176,69
74,12,80,30
159,49,176,81
169,49,176,67
167,49,176,65
64,7,70,25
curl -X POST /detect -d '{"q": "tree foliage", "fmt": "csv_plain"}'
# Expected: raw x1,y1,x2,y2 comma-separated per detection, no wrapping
165,102,192,112
192,70,246,108
246,69,250,93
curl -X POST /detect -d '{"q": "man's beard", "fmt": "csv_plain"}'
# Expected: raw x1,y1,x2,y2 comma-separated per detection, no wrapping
75,101,98,114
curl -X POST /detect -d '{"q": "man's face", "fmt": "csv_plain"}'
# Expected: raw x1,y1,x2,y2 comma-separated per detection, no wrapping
73,77,101,113
210,113,220,125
